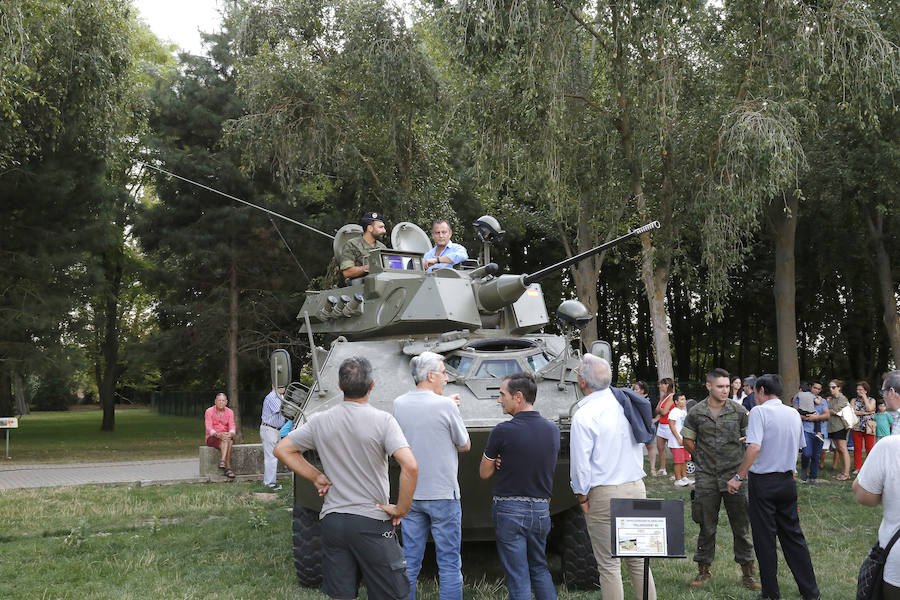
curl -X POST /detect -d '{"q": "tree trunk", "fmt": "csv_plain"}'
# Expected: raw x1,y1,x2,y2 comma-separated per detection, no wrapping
770,196,800,403
99,231,124,432
570,195,601,348
570,190,624,349
611,43,674,381
667,276,692,381
228,258,243,442
0,366,12,417
13,371,29,415
861,204,900,367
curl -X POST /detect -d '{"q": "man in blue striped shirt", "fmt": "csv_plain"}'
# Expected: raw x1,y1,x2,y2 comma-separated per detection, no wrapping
260,386,286,489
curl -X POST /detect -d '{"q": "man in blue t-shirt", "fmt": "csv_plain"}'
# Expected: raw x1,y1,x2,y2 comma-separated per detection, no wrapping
479,371,560,600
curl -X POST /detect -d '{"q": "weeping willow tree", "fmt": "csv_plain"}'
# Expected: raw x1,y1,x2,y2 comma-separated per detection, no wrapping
442,0,733,376
226,0,458,227
442,0,897,390
702,0,900,397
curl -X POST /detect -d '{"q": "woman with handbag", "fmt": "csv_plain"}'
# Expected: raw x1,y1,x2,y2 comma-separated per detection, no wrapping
828,380,853,481
853,381,878,473
853,370,900,600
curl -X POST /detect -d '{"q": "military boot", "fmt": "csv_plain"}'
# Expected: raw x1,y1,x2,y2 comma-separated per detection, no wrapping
741,562,762,591
689,563,712,588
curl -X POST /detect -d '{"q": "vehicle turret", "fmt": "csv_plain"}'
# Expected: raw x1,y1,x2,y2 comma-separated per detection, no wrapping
296,219,659,339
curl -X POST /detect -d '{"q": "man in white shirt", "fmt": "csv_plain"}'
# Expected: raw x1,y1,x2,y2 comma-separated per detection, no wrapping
854,369,900,598
569,353,656,600
727,374,820,600
393,351,470,600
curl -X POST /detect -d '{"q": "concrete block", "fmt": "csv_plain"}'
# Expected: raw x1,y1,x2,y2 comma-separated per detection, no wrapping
199,443,289,479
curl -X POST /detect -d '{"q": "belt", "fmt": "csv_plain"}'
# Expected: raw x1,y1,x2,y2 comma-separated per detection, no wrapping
261,423,280,430
493,496,549,503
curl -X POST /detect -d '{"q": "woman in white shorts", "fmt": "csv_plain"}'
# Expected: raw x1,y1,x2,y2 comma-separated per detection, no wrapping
653,378,675,476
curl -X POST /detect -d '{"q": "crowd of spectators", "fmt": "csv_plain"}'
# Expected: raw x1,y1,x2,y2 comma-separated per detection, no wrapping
249,358,900,600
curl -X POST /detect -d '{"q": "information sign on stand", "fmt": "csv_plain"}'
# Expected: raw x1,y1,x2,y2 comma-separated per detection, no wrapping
610,498,686,598
0,417,19,459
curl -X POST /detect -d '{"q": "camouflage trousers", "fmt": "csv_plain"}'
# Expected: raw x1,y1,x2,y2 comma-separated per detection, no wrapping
690,479,755,565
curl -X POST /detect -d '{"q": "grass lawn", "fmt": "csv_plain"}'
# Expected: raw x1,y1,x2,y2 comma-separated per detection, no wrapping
0,474,881,599
6,407,261,464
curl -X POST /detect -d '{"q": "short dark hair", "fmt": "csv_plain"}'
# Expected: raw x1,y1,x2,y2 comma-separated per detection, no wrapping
799,381,810,392
707,368,730,383
431,219,451,231
504,371,537,405
633,380,649,394
338,356,373,398
755,374,783,398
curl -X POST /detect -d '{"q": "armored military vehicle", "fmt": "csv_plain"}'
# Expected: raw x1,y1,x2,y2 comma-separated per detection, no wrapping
270,217,659,590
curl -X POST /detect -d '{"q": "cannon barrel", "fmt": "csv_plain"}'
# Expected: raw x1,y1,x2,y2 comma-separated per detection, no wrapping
523,221,660,285
476,221,660,313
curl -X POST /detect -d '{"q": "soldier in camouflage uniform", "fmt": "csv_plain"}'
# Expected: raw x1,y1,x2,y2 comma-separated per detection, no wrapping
340,212,388,280
681,368,761,591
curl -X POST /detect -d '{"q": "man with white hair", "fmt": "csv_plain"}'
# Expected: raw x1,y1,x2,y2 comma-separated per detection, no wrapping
570,353,656,600
393,351,470,600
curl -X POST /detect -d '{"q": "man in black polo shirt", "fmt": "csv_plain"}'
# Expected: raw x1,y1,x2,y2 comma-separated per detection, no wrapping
479,371,560,600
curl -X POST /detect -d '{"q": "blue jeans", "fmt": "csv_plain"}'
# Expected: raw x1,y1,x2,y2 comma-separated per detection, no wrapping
492,499,557,600
401,499,463,600
800,431,823,480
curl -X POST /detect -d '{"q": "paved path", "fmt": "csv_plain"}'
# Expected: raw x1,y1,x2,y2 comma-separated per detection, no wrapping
0,458,201,490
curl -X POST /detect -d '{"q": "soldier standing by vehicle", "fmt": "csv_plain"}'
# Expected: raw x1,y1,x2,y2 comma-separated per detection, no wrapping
340,212,388,279
681,368,760,591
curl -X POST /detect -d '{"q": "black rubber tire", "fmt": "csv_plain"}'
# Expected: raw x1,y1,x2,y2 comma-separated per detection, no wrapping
292,505,322,588
560,506,600,590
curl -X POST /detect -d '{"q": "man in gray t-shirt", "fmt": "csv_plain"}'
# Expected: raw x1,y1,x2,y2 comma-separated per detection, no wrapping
393,352,470,600
275,356,418,600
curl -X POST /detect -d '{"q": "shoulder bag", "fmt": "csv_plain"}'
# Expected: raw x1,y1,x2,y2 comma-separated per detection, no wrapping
857,526,900,600
840,404,859,430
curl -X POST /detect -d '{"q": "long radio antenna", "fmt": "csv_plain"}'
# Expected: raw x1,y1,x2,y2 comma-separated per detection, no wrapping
138,161,335,240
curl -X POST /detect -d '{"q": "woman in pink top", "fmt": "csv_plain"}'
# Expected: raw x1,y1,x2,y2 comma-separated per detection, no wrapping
205,392,236,478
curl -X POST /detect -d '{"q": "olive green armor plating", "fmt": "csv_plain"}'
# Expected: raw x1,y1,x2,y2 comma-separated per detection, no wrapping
274,217,660,590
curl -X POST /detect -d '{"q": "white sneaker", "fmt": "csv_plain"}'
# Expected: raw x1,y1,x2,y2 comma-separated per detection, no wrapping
685,477,695,485
675,478,689,487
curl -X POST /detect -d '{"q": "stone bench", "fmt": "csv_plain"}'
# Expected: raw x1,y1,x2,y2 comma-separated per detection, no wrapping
199,443,289,482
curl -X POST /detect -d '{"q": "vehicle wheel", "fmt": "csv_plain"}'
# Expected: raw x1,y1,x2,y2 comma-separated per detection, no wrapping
293,505,322,588
560,506,600,590
685,460,696,475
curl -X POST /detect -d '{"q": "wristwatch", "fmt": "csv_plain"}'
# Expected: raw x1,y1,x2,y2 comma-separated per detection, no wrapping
733,474,743,481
